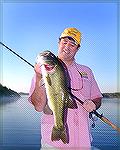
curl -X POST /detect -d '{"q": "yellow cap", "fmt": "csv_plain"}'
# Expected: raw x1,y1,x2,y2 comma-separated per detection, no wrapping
60,27,81,45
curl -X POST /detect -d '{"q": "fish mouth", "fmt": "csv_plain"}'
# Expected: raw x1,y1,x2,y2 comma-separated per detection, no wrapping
38,50,57,73
44,64,55,72
40,51,57,73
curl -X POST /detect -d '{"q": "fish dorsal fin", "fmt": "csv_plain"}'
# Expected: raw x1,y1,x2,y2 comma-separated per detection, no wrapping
67,95,78,109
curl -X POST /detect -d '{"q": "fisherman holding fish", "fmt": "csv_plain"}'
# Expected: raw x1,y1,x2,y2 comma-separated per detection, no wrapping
28,27,103,150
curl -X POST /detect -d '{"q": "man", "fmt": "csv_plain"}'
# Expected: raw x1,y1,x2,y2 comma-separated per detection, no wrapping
28,27,102,149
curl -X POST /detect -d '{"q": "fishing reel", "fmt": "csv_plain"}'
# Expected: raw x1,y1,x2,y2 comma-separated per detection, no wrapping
89,112,98,128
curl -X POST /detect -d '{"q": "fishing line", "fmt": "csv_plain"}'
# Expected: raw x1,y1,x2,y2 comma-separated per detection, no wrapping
0,42,34,68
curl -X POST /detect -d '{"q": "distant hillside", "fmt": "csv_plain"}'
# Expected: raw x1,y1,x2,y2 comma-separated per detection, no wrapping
19,92,29,95
0,83,120,100
102,92,120,98
0,84,20,97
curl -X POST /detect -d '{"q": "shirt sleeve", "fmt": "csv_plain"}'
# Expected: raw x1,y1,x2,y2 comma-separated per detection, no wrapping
90,71,103,100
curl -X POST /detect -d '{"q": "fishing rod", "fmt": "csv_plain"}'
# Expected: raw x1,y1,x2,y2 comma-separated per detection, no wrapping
0,42,34,68
70,93,120,133
1,42,120,133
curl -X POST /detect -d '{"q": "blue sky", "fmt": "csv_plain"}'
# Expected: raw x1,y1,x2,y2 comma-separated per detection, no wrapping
0,1,119,93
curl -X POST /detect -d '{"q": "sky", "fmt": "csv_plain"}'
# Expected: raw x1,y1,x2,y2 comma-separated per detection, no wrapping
0,1,119,93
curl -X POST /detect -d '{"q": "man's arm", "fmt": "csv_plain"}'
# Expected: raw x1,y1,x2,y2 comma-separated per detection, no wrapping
30,64,47,112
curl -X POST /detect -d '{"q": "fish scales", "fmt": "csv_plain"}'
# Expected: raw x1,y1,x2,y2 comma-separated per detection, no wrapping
36,50,77,144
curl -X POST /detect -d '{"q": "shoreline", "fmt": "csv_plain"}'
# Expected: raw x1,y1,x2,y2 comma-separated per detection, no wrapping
0,93,119,106
0,95,21,105
102,92,120,98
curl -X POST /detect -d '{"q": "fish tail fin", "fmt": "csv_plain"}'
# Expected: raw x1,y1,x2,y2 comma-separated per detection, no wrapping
51,126,69,144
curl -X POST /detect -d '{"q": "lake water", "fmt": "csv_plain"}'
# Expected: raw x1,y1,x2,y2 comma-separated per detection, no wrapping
0,95,120,150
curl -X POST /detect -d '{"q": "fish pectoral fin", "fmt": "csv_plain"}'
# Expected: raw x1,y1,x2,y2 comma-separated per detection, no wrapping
43,104,53,115
51,126,69,144
46,74,52,86
67,96,78,109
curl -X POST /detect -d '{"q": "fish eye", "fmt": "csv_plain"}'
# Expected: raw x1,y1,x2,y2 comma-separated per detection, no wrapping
50,53,56,58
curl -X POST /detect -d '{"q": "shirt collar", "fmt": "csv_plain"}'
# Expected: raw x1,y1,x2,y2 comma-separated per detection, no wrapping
66,60,77,69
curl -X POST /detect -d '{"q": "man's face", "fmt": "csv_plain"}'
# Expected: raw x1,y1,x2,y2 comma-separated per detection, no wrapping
58,37,79,62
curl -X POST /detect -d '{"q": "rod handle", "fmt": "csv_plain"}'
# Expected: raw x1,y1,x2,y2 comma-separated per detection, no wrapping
101,116,120,133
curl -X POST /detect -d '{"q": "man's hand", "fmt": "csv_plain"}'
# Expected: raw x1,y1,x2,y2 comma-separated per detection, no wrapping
34,63,42,79
83,100,96,112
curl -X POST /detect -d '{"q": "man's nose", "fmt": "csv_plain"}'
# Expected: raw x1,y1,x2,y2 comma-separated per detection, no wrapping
64,42,71,48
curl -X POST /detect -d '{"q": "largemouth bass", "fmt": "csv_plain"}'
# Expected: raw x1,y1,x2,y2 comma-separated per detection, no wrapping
36,50,77,144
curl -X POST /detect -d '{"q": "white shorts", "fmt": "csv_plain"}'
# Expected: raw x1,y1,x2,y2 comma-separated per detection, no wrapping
40,140,58,150
40,140,100,150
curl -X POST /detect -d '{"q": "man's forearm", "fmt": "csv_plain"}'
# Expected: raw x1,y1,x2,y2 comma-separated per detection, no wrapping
31,75,46,112
92,97,102,110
